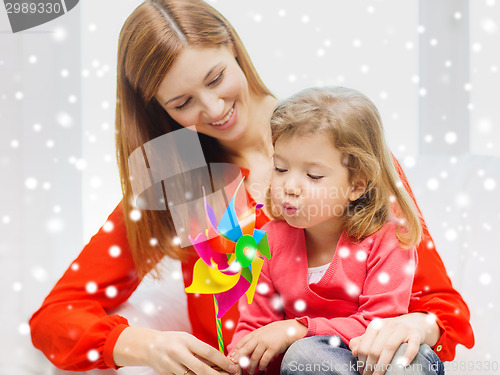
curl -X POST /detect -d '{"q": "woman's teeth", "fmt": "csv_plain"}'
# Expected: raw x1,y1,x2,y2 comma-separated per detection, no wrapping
211,106,234,126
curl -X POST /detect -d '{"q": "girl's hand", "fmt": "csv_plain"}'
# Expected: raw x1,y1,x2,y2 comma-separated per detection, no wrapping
228,320,307,375
114,327,239,375
349,313,441,375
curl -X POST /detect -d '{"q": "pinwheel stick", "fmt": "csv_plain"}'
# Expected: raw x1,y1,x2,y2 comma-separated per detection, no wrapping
214,296,224,353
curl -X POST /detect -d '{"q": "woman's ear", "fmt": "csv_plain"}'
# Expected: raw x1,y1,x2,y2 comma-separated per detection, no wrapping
349,179,367,202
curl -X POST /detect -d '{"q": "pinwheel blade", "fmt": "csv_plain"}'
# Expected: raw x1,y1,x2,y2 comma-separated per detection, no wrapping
217,179,245,242
214,276,251,318
185,259,240,294
256,233,271,259
252,228,266,245
245,256,264,304
189,234,231,270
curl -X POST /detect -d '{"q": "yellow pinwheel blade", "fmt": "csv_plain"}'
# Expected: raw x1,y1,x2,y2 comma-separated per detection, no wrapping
245,256,264,304
186,259,241,294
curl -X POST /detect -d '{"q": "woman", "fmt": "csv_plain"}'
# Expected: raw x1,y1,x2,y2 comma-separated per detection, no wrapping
29,0,474,374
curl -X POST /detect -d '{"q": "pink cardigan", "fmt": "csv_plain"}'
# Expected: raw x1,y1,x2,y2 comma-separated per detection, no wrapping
229,220,417,350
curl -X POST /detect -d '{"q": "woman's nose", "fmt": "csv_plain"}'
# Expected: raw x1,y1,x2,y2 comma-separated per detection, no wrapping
200,94,225,122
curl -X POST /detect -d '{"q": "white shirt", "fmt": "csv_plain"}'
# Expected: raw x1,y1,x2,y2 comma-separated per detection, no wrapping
307,262,331,284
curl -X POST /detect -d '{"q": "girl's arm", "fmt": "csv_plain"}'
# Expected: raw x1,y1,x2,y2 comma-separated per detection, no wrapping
292,221,417,344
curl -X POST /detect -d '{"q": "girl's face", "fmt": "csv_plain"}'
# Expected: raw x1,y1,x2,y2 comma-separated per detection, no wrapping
155,46,252,143
271,133,364,233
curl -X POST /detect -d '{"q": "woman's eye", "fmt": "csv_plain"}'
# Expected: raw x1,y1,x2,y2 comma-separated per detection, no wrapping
274,167,287,173
307,174,324,180
175,98,191,110
208,69,225,86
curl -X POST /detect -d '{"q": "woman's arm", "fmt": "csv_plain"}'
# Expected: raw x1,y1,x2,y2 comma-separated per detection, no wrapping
348,158,475,375
114,326,239,375
30,202,239,374
29,203,140,370
393,156,474,359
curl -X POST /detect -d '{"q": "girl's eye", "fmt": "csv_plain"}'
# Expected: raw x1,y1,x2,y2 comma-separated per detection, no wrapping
208,69,225,86
175,98,191,110
307,174,324,180
274,167,287,173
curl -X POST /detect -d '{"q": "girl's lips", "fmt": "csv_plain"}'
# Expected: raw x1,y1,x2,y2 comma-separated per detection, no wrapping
209,103,236,131
283,203,298,215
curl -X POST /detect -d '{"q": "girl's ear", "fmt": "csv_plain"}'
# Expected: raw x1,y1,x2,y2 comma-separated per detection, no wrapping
349,179,367,202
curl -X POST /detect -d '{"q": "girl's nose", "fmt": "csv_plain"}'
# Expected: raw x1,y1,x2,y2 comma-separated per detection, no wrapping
284,175,301,196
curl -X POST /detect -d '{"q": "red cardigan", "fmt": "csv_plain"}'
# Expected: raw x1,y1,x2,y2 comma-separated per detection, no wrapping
228,220,418,351
29,162,474,371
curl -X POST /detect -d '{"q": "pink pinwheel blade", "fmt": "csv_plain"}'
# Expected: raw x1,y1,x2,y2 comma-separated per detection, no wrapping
189,233,231,270
214,276,251,318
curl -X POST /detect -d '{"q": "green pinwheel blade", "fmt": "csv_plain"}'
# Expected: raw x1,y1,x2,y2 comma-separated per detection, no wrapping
256,233,271,259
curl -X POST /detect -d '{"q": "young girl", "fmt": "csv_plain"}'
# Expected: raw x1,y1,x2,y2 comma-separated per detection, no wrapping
228,87,443,375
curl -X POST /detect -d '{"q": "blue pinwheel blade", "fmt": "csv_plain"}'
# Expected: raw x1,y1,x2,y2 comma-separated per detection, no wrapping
252,228,266,244
217,201,243,241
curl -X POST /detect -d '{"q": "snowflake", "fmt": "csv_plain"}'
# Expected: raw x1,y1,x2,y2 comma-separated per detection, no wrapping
355,250,367,262
130,209,142,221
102,220,114,232
25,177,38,190
294,299,306,312
338,247,350,258
256,282,269,295
239,356,250,369
328,336,341,347
105,286,118,298
484,178,496,191
86,282,98,294
377,272,390,284
87,349,99,362
479,273,492,285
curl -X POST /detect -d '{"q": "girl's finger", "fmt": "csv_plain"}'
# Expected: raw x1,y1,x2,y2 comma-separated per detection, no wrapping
258,348,277,371
247,343,266,375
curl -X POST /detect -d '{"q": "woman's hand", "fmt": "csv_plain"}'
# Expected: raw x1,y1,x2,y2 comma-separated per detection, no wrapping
228,320,307,375
349,313,441,375
114,327,239,375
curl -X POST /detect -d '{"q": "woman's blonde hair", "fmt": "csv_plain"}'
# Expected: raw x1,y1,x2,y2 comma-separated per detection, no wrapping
115,0,272,278
268,87,421,248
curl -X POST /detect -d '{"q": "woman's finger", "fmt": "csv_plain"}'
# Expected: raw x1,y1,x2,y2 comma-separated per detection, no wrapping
349,336,361,357
401,331,423,366
188,339,239,375
371,333,407,375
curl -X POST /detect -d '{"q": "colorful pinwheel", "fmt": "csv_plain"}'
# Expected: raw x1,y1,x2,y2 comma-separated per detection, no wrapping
185,178,271,352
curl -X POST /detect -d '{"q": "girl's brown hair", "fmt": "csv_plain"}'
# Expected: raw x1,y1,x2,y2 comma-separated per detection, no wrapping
115,0,272,278
268,87,421,248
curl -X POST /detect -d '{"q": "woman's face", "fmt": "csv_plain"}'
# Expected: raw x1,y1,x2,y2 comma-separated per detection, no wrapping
155,46,252,143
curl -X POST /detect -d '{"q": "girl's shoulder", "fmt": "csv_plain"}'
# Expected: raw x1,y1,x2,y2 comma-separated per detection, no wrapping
261,219,299,236
261,219,303,253
358,218,403,250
